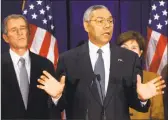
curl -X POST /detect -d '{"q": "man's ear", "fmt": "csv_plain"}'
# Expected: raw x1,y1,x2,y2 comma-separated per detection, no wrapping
83,21,89,32
2,34,9,43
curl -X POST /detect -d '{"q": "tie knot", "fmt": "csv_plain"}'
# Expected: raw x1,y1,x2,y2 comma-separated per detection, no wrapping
19,57,25,66
97,49,103,54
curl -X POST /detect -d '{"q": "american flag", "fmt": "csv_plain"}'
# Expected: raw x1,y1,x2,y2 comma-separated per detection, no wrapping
145,0,168,75
22,0,59,68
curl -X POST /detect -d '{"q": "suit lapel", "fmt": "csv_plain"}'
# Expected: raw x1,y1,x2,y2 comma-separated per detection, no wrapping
76,43,102,106
3,53,25,109
104,44,119,108
27,52,38,108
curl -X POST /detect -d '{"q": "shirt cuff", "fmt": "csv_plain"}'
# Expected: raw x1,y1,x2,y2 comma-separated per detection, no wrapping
51,95,62,105
140,100,148,107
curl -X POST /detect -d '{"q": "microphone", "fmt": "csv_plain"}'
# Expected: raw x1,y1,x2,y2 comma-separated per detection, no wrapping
95,74,106,120
90,74,97,87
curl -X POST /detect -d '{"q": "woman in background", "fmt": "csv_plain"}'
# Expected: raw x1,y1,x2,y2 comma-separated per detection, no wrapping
116,31,164,120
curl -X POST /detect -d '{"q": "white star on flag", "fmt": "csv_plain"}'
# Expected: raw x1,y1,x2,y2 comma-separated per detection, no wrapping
154,14,160,20
29,4,34,10
32,13,37,19
159,1,165,6
152,4,157,11
157,23,162,29
162,10,167,16
46,5,50,11
48,15,52,20
42,19,47,24
36,0,42,5
149,19,152,24
51,24,54,30
40,9,45,15
165,20,168,25
23,10,28,15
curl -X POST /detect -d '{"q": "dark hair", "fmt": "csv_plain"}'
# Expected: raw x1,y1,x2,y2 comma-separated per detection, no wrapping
116,31,145,52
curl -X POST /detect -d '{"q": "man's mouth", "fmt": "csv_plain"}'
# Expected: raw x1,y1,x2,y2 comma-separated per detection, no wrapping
103,32,110,36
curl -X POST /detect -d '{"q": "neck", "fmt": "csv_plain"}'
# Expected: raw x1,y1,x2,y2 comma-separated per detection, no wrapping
89,40,108,48
10,48,28,56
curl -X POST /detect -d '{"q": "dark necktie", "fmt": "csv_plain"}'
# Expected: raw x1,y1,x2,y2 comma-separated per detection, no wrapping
94,49,105,103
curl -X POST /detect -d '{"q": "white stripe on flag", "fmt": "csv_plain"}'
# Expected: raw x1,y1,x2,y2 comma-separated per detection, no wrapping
157,46,168,74
30,27,46,54
146,30,161,70
47,35,56,63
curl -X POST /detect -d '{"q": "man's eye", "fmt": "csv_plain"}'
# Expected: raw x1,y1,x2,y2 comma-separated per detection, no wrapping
20,27,26,30
11,29,16,32
108,20,113,23
97,20,104,23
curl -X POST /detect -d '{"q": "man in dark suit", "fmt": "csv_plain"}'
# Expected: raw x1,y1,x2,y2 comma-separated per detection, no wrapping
1,14,62,119
37,5,166,120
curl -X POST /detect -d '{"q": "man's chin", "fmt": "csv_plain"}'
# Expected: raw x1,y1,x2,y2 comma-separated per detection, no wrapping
101,38,111,44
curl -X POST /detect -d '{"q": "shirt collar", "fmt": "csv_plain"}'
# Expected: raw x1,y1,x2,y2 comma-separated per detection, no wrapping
88,40,110,54
9,49,30,66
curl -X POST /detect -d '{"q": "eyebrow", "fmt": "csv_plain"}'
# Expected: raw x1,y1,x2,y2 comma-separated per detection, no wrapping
10,27,17,30
10,25,26,29
95,16,113,19
20,25,27,28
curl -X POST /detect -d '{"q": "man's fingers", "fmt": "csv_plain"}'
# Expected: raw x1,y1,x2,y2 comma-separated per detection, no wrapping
155,80,165,87
156,91,164,95
43,70,53,79
37,85,45,90
40,75,48,81
38,79,45,85
156,84,166,90
150,76,162,84
60,75,66,84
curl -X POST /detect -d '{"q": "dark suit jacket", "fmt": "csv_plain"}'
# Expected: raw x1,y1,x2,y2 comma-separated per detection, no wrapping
2,51,61,119
55,42,150,120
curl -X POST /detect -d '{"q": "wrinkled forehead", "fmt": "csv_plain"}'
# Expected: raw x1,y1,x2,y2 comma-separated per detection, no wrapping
7,18,27,28
90,8,112,19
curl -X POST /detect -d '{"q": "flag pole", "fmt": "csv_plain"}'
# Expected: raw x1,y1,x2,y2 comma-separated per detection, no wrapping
22,0,26,11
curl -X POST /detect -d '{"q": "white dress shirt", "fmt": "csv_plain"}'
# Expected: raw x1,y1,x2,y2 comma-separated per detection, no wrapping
10,49,31,86
88,41,110,94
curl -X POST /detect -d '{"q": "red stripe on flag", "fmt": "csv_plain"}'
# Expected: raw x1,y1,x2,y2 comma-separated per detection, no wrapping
54,40,59,69
39,31,51,57
147,27,153,42
28,24,37,48
149,35,167,72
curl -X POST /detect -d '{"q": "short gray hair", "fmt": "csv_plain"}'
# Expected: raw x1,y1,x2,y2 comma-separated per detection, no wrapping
2,14,29,34
83,5,108,22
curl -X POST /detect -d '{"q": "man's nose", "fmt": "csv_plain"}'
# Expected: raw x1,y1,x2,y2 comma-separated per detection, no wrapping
17,29,23,35
104,20,111,28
